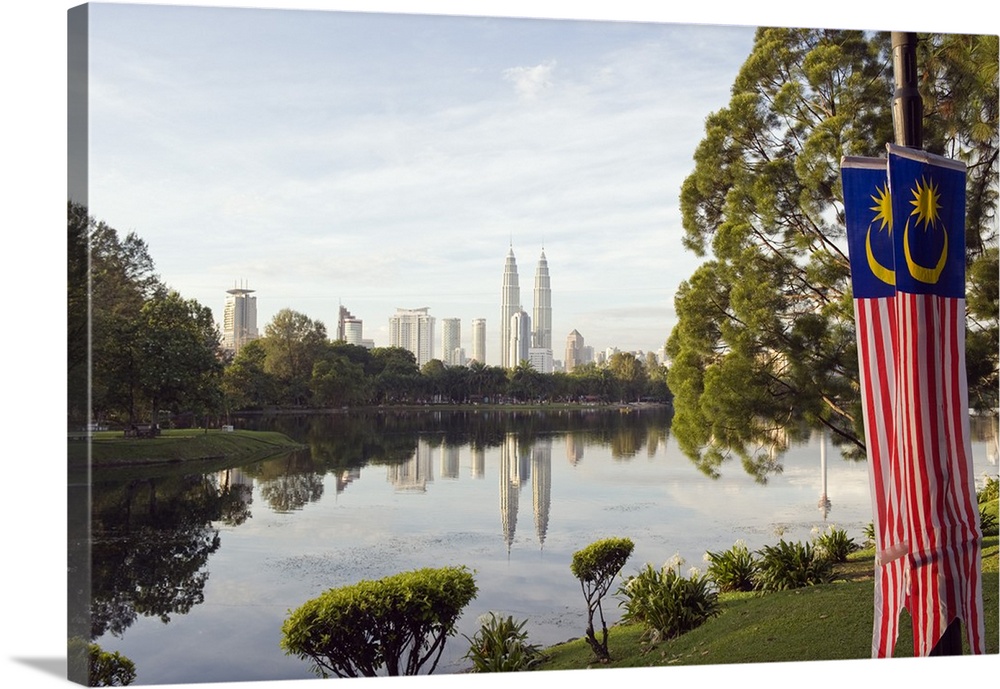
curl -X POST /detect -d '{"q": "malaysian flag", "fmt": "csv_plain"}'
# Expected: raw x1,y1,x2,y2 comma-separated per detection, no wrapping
842,155,908,657
887,144,984,656
844,147,986,657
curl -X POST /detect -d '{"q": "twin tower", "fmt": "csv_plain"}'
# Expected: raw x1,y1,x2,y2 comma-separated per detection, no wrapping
501,245,552,370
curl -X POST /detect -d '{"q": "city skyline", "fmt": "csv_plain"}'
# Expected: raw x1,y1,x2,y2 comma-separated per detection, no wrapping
79,3,766,366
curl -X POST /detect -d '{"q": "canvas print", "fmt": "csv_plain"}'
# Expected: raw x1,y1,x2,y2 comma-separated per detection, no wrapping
66,2,999,686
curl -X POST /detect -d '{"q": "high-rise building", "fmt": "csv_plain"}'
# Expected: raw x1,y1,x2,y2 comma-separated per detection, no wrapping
509,310,531,366
471,318,486,364
528,348,553,373
222,285,258,355
565,329,585,373
532,249,552,350
338,305,364,346
441,318,461,366
500,245,520,368
389,307,435,367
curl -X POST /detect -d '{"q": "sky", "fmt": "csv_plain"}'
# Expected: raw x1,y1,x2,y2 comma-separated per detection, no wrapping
4,2,998,689
80,4,758,364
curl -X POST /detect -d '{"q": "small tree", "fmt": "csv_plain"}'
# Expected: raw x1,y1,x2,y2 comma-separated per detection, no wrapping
68,637,136,686
280,566,477,678
570,537,634,662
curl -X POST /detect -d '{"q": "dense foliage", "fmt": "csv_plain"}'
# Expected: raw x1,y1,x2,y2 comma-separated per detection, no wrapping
668,30,998,478
754,539,835,591
280,566,478,678
617,561,720,642
570,537,635,662
68,638,136,686
704,540,759,593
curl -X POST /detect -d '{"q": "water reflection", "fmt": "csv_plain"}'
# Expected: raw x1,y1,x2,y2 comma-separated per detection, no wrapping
85,408,997,684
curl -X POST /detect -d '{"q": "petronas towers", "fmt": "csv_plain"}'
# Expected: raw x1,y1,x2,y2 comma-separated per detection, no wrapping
501,244,552,370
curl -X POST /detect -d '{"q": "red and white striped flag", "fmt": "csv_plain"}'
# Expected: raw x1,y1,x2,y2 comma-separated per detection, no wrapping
842,146,985,657
887,144,984,656
842,156,908,657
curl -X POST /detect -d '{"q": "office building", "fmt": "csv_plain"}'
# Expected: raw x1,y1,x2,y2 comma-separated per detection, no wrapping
222,285,258,355
338,305,364,346
389,307,435,367
471,318,486,364
509,309,531,367
441,318,461,366
565,329,585,373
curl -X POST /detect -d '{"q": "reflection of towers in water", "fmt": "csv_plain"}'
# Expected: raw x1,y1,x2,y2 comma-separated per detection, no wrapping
440,445,460,480
334,467,361,495
471,446,486,479
817,428,831,519
565,434,584,466
217,467,254,508
499,435,521,553
388,438,434,492
498,434,553,553
532,437,552,549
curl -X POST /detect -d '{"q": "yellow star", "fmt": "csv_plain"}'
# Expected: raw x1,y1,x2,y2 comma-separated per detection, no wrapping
869,182,892,233
909,175,942,230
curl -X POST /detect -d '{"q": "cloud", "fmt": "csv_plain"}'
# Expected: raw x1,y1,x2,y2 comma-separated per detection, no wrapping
502,61,556,100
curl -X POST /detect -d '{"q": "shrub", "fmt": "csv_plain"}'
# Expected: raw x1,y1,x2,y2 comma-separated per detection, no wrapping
280,566,478,678
618,560,720,642
463,612,542,672
862,521,876,549
754,539,833,592
68,637,136,686
570,536,634,662
981,505,998,536
704,540,758,592
813,526,858,563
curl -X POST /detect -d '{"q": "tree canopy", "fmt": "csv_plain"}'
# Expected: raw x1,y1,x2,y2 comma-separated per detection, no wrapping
667,29,998,479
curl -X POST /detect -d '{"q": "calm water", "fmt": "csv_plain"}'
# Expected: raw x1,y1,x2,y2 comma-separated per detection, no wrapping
87,408,998,685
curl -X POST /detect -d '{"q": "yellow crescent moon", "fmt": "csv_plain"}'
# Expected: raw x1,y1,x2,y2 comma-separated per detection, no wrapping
903,219,948,284
865,226,895,286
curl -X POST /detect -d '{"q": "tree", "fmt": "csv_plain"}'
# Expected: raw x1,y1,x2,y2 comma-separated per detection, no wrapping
221,339,278,411
261,309,329,406
569,537,634,662
137,290,223,424
669,29,998,474
280,566,478,678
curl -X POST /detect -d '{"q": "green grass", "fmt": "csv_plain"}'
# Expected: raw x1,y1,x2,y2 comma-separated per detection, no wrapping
68,428,304,470
533,526,999,671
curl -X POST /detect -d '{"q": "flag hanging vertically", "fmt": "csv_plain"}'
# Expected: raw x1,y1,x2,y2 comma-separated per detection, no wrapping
887,143,985,656
841,155,908,657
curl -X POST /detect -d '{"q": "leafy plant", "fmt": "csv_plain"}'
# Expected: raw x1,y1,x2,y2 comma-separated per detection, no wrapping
618,560,720,642
981,506,998,536
280,566,478,678
704,540,758,592
862,522,876,549
570,536,634,662
463,612,542,672
754,539,833,592
813,526,858,563
979,475,999,504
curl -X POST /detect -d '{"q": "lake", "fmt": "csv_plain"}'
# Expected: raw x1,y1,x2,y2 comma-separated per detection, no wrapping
85,408,998,684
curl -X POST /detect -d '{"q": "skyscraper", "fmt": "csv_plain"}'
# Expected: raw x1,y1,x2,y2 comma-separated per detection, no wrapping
509,309,531,367
532,249,552,350
337,305,363,346
471,318,486,364
565,329,585,373
500,245,520,368
389,307,435,367
222,285,258,355
441,318,461,366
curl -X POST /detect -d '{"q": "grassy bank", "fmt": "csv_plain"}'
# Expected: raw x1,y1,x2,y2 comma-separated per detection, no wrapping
68,428,304,470
533,529,998,671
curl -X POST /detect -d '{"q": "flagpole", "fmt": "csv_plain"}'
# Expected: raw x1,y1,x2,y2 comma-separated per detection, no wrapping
891,30,965,657
891,32,922,149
